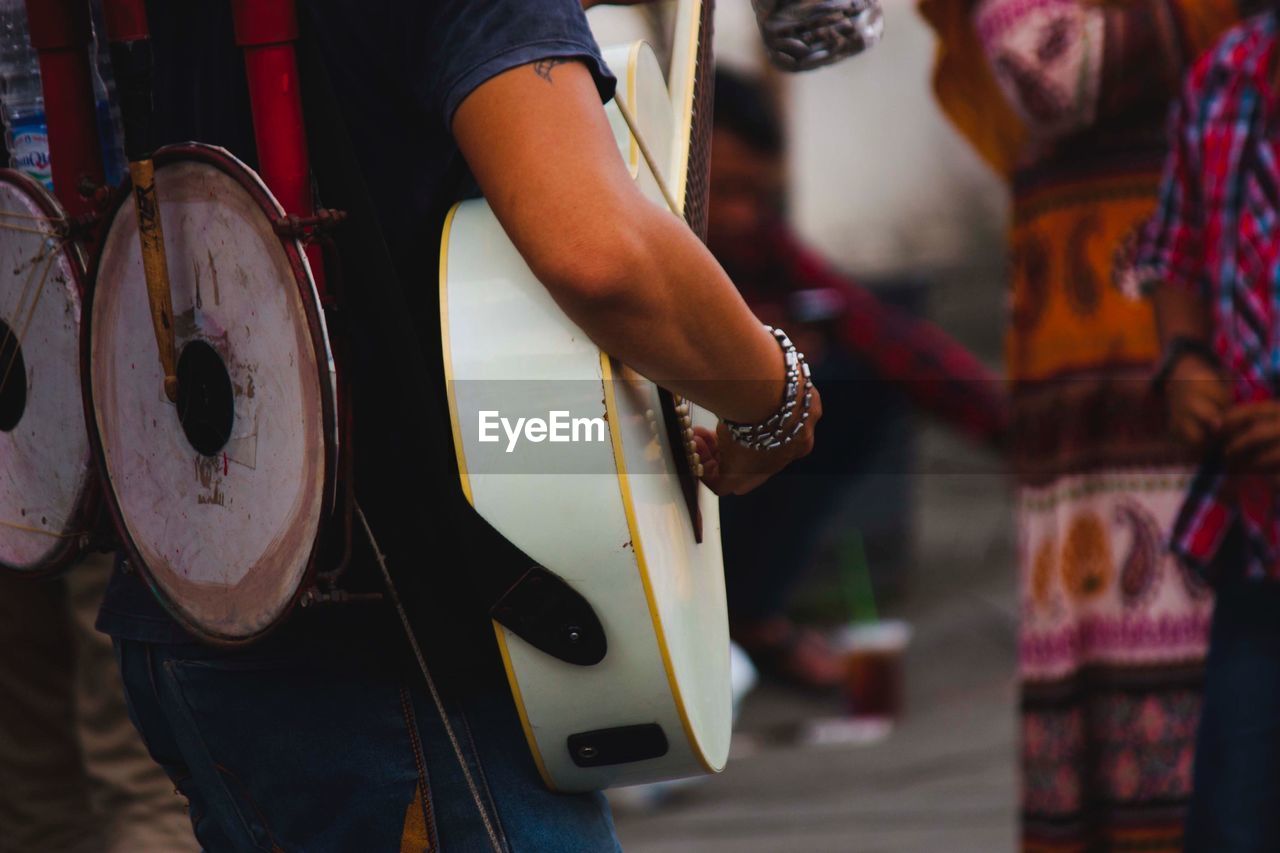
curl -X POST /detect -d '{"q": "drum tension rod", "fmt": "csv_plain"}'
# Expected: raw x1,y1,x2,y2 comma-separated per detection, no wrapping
272,208,348,242
76,175,116,215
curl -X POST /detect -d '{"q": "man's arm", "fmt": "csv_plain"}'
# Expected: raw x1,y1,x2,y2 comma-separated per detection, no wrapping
1153,285,1213,349
1141,76,1228,452
1153,285,1228,450
793,242,1008,448
1160,286,1280,472
453,59,817,491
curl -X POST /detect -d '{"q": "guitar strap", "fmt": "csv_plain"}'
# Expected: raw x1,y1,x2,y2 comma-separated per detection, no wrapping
295,29,508,852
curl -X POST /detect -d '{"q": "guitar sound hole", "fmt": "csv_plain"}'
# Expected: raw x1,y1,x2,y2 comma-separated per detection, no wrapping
177,340,235,456
0,317,27,432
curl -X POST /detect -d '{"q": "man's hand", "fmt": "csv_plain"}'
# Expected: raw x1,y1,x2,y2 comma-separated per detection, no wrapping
696,383,823,496
1166,354,1230,452
1223,401,1280,475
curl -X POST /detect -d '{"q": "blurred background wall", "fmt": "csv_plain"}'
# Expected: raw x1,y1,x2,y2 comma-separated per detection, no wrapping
590,0,1009,360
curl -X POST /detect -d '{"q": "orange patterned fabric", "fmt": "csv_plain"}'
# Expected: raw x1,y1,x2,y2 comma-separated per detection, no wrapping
1007,174,1164,383
921,2,1248,850
918,0,1027,177
918,0,1244,179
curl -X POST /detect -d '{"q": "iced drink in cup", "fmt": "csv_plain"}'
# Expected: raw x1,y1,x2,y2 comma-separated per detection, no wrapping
835,620,912,719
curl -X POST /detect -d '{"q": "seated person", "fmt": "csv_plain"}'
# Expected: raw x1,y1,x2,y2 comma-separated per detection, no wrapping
710,68,1008,689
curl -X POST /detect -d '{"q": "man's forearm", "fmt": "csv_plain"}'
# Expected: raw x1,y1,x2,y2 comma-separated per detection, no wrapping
548,203,789,425
455,60,787,425
1153,284,1212,347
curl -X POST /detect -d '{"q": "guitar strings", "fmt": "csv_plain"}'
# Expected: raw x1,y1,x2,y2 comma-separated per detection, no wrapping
611,91,683,218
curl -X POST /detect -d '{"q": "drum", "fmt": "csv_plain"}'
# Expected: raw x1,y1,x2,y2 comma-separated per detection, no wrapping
0,169,97,575
88,144,338,643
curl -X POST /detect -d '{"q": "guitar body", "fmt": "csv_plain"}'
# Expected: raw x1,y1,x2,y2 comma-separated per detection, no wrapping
440,20,730,792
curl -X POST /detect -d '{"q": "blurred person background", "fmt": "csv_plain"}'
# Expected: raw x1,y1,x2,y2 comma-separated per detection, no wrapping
0,557,197,853
921,0,1261,850
0,2,196,849
1135,8,1280,847
708,66,1008,690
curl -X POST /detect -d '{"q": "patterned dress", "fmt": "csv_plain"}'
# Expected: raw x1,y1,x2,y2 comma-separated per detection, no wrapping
919,1,1251,849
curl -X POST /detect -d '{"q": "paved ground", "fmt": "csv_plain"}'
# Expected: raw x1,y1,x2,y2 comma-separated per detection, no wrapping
613,426,1018,852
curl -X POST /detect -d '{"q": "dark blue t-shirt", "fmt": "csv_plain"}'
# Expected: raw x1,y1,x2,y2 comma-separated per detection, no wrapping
97,0,615,685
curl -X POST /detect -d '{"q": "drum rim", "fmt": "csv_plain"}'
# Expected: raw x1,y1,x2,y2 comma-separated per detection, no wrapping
0,167,99,578
82,143,340,645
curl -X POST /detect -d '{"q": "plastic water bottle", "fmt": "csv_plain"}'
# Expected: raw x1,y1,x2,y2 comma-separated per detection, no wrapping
0,0,51,190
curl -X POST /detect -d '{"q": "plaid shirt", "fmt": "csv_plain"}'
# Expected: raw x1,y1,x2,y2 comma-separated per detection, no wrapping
729,224,1009,448
1135,11,1280,581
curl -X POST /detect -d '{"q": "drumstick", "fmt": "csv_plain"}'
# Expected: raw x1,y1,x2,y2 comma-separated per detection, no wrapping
100,0,179,402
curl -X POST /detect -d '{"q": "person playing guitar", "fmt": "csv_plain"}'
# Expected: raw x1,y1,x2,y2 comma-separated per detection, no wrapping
97,1,821,849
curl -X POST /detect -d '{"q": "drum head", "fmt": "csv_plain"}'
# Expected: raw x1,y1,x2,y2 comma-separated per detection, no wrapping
89,145,337,642
0,170,95,575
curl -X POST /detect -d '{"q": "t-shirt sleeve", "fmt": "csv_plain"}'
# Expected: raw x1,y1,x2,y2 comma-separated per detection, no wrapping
413,0,617,128
1130,75,1210,299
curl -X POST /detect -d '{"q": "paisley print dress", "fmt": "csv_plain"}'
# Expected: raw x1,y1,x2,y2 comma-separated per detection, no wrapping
919,1,1254,849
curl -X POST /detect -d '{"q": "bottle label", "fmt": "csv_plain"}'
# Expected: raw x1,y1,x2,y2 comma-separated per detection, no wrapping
11,118,52,191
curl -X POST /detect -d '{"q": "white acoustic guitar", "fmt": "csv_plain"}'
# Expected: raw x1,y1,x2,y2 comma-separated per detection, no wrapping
439,1,729,792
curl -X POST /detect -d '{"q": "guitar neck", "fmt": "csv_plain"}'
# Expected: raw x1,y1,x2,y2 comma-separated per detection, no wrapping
665,0,715,240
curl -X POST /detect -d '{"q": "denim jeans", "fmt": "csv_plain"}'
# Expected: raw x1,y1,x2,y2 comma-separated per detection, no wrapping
1184,578,1280,853
114,632,619,852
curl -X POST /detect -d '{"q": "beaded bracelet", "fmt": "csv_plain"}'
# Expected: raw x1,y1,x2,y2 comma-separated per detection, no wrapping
724,326,813,451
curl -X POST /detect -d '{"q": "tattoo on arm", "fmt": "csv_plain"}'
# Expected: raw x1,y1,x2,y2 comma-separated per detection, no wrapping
534,58,570,83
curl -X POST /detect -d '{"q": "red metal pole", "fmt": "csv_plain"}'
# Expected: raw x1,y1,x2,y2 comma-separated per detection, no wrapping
99,0,147,42
25,0,105,223
230,0,325,293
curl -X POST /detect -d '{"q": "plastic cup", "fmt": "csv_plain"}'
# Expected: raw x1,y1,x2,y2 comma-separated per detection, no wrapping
833,620,912,719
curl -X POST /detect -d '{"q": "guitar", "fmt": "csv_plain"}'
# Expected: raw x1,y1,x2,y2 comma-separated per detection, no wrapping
438,0,727,792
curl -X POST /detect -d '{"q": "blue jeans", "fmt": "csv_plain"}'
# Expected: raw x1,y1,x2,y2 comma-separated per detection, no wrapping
114,633,619,852
1185,579,1280,853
